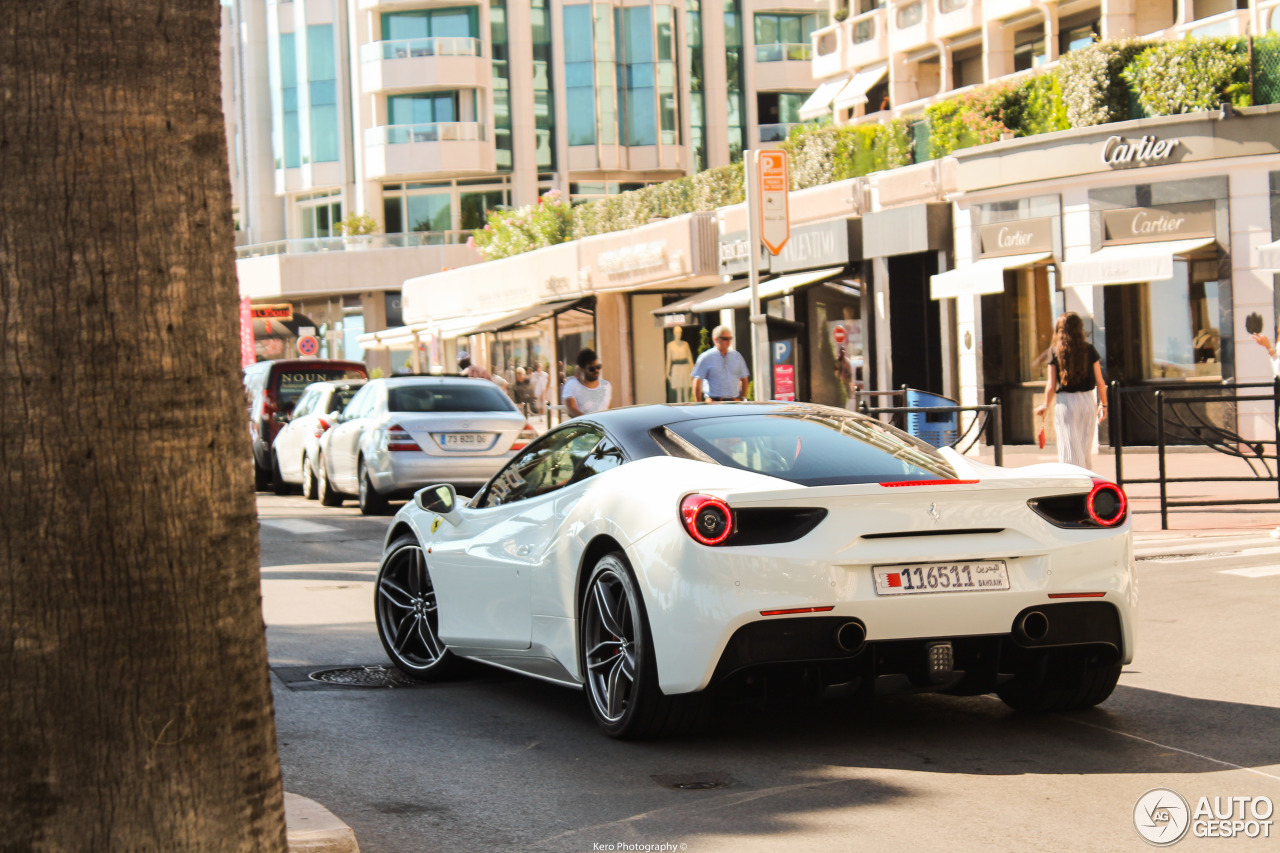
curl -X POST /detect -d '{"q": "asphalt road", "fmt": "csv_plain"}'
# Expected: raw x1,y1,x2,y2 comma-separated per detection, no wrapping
259,493,1280,852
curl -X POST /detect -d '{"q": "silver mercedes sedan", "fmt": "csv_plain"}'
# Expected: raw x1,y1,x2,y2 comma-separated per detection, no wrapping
316,376,535,514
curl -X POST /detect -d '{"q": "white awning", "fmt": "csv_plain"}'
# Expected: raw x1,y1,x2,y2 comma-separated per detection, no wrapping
357,311,512,348
1259,239,1280,271
798,76,849,121
690,267,846,313
1061,238,1217,288
930,252,1053,300
832,62,888,112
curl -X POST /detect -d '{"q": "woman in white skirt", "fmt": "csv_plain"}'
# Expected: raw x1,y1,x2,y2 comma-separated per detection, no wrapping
1034,312,1108,469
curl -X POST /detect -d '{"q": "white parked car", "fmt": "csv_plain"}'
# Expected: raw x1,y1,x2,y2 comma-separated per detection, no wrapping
317,376,535,515
374,402,1135,739
270,379,366,498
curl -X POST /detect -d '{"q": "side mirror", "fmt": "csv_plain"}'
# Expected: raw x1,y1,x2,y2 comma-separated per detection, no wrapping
416,483,462,525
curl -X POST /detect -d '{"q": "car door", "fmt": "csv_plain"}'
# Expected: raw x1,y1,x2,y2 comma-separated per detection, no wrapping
427,423,604,650
274,387,312,482
326,383,378,491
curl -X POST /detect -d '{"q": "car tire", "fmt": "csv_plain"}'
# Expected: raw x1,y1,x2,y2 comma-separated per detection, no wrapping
580,552,704,739
375,534,459,681
996,652,1122,713
301,454,319,501
254,460,271,492
358,459,390,516
317,453,343,507
271,452,293,496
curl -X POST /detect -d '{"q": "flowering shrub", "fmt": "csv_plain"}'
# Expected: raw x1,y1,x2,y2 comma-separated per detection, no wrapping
337,211,379,236
1060,38,1153,126
1123,37,1251,115
469,189,573,260
925,83,1018,155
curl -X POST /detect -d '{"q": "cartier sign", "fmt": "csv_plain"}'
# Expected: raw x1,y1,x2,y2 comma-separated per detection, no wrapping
1102,204,1215,244
977,217,1054,258
1101,134,1182,167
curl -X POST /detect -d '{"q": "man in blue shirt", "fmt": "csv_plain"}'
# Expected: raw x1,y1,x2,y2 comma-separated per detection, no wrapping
691,324,750,402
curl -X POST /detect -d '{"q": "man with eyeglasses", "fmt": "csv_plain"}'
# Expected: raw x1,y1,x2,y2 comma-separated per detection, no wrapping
691,324,749,403
562,348,612,417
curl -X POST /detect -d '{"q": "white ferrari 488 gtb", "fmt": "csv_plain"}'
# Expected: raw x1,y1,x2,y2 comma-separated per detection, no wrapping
374,402,1134,739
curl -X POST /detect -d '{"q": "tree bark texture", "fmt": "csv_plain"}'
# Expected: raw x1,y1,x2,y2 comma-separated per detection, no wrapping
0,2,286,851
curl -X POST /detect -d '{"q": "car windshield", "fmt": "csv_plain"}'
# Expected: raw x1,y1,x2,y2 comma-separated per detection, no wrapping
388,384,516,413
662,411,958,486
277,369,365,406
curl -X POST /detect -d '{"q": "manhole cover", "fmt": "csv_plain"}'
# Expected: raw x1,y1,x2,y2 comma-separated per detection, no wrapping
308,665,420,688
1137,551,1237,562
652,772,738,791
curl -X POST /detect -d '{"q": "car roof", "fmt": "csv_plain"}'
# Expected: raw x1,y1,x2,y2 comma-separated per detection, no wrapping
369,375,498,386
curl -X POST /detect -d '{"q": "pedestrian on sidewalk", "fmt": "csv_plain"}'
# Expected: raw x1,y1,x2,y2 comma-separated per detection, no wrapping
691,324,749,402
1249,320,1280,537
1034,312,1107,469
562,349,612,417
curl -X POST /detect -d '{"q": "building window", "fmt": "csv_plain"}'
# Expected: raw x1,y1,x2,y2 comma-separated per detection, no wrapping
383,184,454,233
388,92,459,126
563,3,597,146
753,12,821,62
852,17,876,45
725,0,746,161
617,6,656,146
1013,28,1046,71
895,1,923,29
757,92,808,141
491,0,513,170
299,193,342,239
687,0,707,170
460,188,508,230
954,45,983,89
281,33,301,168
1058,15,1098,54
938,0,968,12
307,25,339,164
532,0,556,169
380,7,478,40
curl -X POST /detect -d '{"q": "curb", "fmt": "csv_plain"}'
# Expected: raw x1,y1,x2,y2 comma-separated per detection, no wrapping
286,792,360,853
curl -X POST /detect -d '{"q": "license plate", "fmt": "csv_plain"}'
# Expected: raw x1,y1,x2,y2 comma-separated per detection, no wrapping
872,561,1009,596
440,433,492,448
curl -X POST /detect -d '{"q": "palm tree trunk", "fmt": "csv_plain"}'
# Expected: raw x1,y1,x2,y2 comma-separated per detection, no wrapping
0,2,287,849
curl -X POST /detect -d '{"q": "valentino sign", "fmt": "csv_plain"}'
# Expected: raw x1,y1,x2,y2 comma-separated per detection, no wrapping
1101,134,1181,167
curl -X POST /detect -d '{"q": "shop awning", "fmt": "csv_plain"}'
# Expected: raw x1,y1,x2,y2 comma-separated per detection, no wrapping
832,62,888,112
690,267,846,313
1061,238,1217,288
357,311,512,349
1258,239,1280,271
798,76,850,121
467,298,588,335
651,280,746,316
930,252,1053,300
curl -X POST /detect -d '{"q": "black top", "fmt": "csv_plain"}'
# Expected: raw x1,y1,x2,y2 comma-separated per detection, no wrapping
1049,344,1101,393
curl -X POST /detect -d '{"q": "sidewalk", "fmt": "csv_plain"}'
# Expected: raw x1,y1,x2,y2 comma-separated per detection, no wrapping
971,443,1280,535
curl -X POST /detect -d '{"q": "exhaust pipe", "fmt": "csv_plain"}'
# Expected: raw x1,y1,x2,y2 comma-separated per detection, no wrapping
1017,610,1050,642
835,620,867,654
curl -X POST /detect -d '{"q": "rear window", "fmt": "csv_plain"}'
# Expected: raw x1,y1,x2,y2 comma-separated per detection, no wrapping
388,384,517,413
329,386,362,413
662,412,957,486
275,369,366,406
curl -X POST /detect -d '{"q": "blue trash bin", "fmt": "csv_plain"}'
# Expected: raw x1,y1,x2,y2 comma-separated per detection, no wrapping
904,389,959,448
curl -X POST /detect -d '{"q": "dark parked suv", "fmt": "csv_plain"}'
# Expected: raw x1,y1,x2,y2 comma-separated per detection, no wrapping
244,358,368,490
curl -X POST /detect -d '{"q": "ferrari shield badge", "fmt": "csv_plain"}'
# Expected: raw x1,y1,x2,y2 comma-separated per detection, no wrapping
431,516,443,533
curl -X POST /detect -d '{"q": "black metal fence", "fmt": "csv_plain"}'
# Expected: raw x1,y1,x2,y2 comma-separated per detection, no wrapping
859,388,1005,466
1110,380,1280,529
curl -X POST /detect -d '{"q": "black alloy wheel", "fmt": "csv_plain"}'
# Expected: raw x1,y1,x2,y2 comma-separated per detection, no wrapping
580,552,703,739
358,459,390,516
375,534,457,680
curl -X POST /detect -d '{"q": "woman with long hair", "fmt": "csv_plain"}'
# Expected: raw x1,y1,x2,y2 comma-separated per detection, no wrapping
1034,312,1108,467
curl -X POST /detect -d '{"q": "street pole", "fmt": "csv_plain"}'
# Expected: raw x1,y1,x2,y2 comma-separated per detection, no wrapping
745,152,770,401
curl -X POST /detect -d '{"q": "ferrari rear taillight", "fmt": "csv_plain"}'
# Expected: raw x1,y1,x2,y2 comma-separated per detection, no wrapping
386,423,421,452
680,494,734,545
511,422,538,451
1086,479,1127,527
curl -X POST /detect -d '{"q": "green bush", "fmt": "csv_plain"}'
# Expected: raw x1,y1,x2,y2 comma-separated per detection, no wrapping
1019,72,1070,136
1123,37,1251,115
1060,38,1154,126
470,189,572,260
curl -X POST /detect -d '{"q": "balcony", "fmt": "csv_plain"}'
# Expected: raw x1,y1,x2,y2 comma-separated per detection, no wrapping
363,122,494,179
1178,9,1250,38
888,0,934,54
361,37,490,94
755,42,812,63
811,22,846,79
758,122,806,143
236,231,473,260
934,0,983,39
357,0,482,10
848,9,889,70
984,0,1042,23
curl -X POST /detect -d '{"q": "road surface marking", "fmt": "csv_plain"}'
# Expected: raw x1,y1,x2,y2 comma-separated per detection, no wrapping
259,518,343,535
1218,565,1280,578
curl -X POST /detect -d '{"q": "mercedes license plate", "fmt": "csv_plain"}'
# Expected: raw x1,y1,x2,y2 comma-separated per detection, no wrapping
441,433,491,448
872,561,1009,596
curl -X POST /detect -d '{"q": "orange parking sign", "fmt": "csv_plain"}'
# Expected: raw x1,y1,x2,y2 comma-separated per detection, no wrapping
757,150,790,255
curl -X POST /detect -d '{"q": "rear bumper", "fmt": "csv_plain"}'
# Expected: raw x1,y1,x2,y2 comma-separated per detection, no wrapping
368,450,514,496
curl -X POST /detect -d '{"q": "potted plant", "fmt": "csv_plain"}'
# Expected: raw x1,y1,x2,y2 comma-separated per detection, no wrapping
338,212,379,249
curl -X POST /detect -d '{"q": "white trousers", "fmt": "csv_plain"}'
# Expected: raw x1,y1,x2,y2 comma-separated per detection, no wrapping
1054,390,1097,469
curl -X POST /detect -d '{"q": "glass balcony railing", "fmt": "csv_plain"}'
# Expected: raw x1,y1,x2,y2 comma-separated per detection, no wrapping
852,14,878,44
759,122,805,142
235,231,474,259
364,122,486,146
755,42,813,62
360,36,483,62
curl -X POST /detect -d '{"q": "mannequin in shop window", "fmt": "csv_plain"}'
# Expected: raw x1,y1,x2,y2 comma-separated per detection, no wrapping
665,326,695,403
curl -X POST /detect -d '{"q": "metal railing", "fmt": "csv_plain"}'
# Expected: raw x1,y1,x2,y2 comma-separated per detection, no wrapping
755,42,812,62
364,122,486,146
1110,379,1280,529
361,36,483,62
236,230,472,258
858,387,1004,466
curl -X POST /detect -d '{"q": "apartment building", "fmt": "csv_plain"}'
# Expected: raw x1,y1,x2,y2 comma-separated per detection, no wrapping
224,0,830,369
803,0,1280,125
